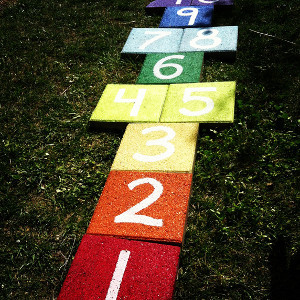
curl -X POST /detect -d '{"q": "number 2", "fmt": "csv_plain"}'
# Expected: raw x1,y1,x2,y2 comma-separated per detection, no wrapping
114,178,164,227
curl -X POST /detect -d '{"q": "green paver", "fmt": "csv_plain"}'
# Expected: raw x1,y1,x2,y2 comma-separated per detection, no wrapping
137,52,204,84
111,123,199,173
90,84,169,126
160,81,236,123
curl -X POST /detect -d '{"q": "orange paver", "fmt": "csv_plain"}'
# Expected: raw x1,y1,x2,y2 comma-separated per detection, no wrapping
87,170,193,244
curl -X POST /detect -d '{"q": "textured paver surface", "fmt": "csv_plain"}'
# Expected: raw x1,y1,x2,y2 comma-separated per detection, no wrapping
137,52,204,84
160,81,236,123
57,235,181,300
121,28,183,54
87,170,193,243
159,6,213,28
179,26,238,52
111,123,199,173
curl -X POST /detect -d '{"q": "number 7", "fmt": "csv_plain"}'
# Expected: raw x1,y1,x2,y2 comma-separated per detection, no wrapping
139,31,171,50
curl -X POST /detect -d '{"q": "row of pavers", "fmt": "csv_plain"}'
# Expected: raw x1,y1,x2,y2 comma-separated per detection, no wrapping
58,1,237,298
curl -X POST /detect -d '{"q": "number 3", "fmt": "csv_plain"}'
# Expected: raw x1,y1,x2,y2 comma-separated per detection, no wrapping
133,126,175,162
114,178,164,227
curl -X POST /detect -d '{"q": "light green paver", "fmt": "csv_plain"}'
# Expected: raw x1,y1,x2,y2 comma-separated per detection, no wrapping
90,84,169,124
111,123,199,173
137,52,204,84
160,81,236,123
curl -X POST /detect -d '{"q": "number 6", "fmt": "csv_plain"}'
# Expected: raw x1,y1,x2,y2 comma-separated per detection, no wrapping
153,55,184,80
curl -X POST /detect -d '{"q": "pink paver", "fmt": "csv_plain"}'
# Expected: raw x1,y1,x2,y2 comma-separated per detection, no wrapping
57,234,181,300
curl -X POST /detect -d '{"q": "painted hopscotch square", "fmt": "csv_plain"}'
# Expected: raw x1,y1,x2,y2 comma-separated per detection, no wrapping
87,170,193,244
160,81,236,123
159,6,214,28
179,26,238,52
111,123,199,173
89,84,168,126
121,28,183,54
57,235,180,300
192,0,233,5
147,0,192,9
137,52,204,84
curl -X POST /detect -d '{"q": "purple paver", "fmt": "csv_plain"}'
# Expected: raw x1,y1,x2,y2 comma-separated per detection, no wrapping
191,0,233,5
147,0,192,9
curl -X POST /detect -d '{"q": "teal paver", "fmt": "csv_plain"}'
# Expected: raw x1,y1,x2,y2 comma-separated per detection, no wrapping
179,26,238,52
121,28,183,54
137,52,204,84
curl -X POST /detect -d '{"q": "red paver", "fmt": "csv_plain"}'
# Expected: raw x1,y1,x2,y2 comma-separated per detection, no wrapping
87,170,193,244
57,234,181,300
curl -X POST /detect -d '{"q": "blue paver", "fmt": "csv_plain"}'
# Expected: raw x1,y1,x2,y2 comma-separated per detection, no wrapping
159,6,213,28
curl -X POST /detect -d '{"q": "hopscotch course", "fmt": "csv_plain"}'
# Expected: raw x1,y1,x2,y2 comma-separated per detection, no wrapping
58,0,237,299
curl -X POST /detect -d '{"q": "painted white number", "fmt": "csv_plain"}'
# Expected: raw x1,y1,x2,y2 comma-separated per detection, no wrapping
114,88,146,117
139,31,172,50
105,250,130,300
198,0,219,3
153,55,184,80
133,126,175,162
114,178,164,227
190,29,221,49
177,8,199,26
179,87,216,116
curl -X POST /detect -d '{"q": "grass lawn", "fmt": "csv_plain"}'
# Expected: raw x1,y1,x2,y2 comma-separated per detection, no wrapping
0,0,299,298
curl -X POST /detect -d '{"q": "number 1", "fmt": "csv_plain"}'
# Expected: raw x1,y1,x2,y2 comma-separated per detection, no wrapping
105,250,130,300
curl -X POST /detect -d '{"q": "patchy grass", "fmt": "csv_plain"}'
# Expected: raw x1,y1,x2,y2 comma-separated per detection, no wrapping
0,0,299,299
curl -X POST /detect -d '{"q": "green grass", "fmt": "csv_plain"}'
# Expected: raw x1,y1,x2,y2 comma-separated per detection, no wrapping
0,0,299,299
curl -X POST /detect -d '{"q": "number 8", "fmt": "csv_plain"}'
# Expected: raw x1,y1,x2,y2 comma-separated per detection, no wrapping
190,29,221,49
